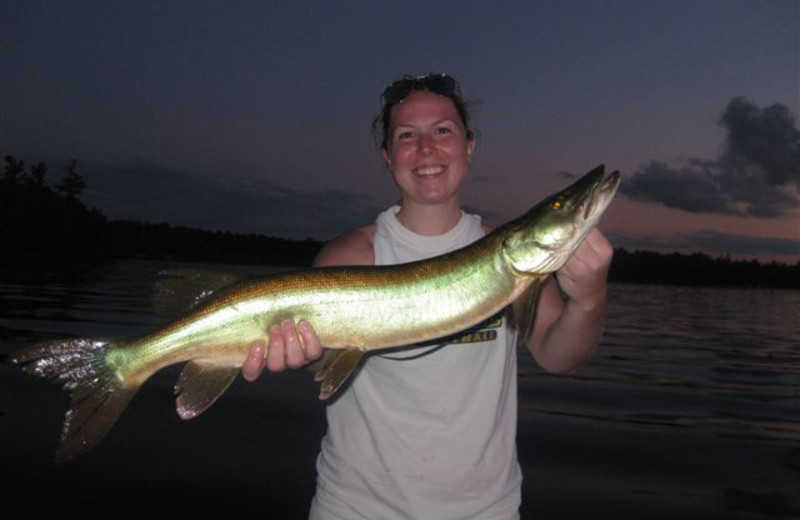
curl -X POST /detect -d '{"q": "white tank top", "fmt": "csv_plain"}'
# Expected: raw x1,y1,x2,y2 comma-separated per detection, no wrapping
311,206,521,520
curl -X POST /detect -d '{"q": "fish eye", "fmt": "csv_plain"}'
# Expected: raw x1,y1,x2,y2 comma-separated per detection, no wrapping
551,198,563,210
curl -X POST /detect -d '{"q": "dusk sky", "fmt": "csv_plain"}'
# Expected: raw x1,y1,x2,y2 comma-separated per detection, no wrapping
3,1,798,263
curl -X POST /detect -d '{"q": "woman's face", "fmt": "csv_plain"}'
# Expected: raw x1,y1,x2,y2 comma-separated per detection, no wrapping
382,91,475,208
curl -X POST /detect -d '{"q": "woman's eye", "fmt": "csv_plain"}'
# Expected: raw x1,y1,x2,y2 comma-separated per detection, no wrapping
397,131,414,141
436,126,453,135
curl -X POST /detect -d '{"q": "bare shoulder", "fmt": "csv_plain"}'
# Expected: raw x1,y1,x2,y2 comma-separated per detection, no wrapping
314,224,377,267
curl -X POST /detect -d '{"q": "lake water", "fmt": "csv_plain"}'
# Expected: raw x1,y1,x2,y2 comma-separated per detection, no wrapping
1,259,798,519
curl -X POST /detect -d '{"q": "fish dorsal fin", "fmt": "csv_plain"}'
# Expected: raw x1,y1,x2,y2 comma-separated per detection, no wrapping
508,279,544,346
152,269,242,317
314,348,365,400
174,360,240,420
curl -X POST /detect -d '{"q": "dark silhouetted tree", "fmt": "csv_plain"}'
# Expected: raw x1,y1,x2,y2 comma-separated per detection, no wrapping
56,159,86,199
3,155,25,186
28,161,48,187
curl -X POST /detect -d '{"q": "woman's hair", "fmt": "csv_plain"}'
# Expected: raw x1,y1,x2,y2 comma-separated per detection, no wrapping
372,73,474,150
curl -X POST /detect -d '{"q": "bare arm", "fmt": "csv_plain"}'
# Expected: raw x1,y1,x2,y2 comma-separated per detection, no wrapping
241,225,376,380
525,228,613,374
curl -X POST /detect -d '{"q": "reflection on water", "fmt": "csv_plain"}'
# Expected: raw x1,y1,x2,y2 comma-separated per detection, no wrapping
523,283,800,441
517,283,800,518
1,259,798,518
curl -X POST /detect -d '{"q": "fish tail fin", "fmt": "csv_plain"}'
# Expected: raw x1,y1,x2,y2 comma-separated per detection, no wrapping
11,339,138,462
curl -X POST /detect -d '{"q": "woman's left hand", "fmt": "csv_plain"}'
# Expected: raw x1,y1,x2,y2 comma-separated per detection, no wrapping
554,228,613,311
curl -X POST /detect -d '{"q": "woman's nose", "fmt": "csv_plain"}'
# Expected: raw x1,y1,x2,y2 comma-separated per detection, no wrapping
417,134,434,155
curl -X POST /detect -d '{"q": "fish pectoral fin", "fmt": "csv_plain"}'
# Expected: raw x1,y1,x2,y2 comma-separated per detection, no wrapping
315,348,365,400
174,361,240,420
152,269,242,317
509,280,543,346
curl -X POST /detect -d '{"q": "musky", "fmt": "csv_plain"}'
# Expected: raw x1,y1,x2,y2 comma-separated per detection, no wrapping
3,1,799,263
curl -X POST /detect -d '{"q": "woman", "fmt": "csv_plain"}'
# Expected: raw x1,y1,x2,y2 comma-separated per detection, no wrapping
242,74,613,519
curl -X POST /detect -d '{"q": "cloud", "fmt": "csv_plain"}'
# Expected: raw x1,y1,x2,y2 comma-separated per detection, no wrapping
722,97,800,186
620,159,734,213
621,97,800,217
82,158,384,240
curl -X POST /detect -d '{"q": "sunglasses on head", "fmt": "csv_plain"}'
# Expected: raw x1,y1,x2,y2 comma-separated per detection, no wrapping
381,73,458,106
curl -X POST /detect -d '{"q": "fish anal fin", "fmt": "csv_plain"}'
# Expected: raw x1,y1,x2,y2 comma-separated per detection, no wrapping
509,281,543,346
174,360,240,420
152,269,242,317
316,348,364,400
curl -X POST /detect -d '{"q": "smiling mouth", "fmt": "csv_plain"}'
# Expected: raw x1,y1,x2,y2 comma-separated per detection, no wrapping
414,165,446,176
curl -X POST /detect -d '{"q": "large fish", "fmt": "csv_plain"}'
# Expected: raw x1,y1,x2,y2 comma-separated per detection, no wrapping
11,165,620,461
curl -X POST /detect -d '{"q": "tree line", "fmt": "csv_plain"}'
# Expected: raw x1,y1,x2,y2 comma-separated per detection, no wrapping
2,155,798,288
608,248,799,289
1,155,322,273
2,155,109,270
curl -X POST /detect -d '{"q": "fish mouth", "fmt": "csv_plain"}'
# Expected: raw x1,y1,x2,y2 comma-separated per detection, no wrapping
582,168,621,221
598,169,621,196
501,165,621,276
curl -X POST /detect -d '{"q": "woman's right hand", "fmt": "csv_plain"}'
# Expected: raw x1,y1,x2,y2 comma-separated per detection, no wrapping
242,223,374,381
241,319,323,380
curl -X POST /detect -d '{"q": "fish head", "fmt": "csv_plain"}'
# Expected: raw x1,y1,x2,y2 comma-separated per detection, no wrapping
501,165,620,275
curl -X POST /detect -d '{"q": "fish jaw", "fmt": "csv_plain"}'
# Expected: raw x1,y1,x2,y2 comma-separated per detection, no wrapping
500,165,620,275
